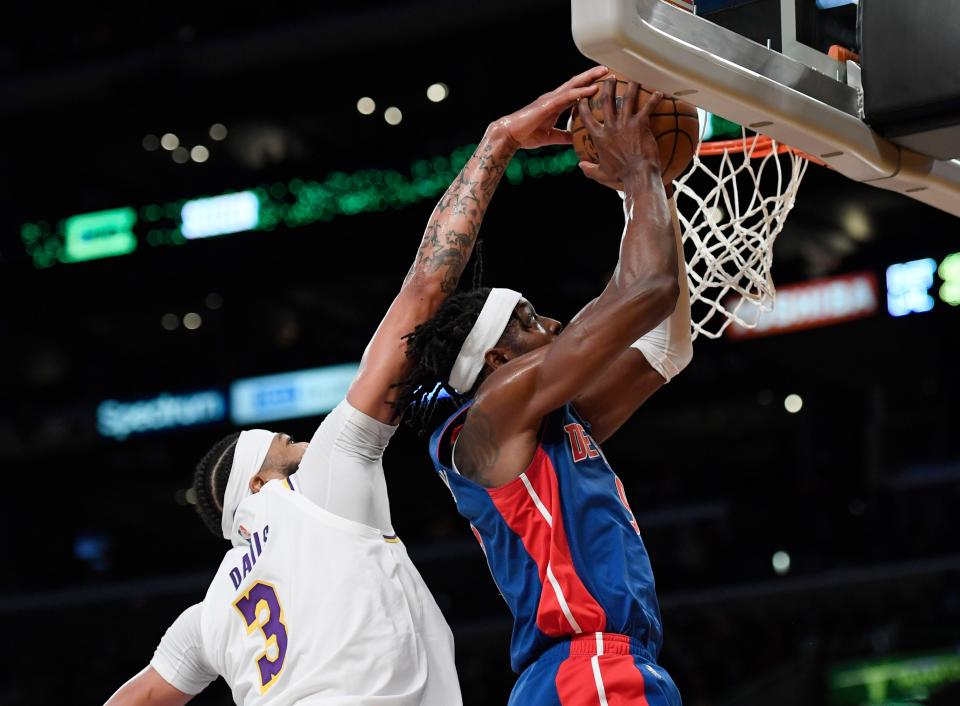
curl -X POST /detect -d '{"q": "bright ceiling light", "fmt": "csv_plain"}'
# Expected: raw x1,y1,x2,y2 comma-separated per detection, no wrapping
772,550,791,575
426,83,449,102
784,394,803,413
190,145,210,163
209,123,228,141
384,107,403,125
356,97,376,115
160,133,180,151
841,206,872,241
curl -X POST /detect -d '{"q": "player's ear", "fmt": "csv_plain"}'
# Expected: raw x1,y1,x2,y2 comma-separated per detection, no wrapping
483,346,512,372
249,475,266,494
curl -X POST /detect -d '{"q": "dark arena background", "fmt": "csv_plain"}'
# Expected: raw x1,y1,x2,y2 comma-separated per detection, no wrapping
3,2,959,705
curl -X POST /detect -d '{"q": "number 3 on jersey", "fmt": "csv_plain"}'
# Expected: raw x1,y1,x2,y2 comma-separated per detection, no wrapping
233,581,288,693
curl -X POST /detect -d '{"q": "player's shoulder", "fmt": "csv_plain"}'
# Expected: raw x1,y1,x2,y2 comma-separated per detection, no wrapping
477,345,549,400
261,478,386,541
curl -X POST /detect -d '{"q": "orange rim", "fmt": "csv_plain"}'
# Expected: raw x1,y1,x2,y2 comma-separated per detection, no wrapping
697,134,827,167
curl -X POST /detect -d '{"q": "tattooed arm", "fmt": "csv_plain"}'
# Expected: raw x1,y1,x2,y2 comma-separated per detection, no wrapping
402,133,514,295
347,66,609,423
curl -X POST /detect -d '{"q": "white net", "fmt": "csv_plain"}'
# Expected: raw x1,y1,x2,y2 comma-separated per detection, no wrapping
672,132,810,340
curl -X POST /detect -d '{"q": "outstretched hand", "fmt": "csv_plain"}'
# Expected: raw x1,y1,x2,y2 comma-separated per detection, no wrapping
577,79,664,187
489,66,609,149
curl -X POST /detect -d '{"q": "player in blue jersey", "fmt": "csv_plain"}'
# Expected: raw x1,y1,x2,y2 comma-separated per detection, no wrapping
394,78,693,705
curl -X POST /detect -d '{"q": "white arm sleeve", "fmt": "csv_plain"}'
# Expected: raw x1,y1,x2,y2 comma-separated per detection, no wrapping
291,399,398,535
149,603,217,696
622,193,693,382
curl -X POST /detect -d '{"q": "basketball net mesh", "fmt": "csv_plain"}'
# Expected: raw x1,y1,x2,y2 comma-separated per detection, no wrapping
672,132,809,339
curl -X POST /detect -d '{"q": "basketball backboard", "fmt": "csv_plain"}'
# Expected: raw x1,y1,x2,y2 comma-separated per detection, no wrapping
571,0,960,217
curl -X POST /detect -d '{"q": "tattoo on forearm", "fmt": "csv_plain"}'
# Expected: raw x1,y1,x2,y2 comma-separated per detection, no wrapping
455,409,500,485
405,138,514,293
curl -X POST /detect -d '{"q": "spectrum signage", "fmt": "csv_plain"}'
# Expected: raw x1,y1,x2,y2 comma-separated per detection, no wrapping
728,272,879,339
97,390,226,440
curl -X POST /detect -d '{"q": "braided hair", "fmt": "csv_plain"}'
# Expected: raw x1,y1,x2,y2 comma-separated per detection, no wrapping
191,432,241,538
394,287,519,433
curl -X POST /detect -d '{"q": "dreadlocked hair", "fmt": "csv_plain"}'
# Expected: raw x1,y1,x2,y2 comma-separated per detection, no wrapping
191,432,241,538
393,287,493,434
471,239,484,289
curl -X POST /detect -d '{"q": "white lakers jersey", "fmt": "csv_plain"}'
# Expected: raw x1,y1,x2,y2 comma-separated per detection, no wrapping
153,479,459,705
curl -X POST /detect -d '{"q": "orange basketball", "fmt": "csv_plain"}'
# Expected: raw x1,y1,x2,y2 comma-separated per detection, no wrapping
569,72,700,186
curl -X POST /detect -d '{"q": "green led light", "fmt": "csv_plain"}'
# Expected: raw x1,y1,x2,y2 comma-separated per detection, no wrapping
21,223,41,242
21,143,581,268
939,252,960,305
506,160,524,185
830,651,960,705
412,160,430,178
19,221,60,268
62,207,137,263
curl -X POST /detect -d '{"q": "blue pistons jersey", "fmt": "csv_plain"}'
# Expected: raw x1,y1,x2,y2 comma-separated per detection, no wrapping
429,402,664,674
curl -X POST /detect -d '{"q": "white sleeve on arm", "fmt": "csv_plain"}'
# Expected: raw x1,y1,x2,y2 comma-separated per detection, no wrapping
624,194,693,382
149,603,217,696
291,399,398,535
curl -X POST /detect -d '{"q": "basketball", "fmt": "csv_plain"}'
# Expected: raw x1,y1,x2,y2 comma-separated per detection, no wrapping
569,72,700,186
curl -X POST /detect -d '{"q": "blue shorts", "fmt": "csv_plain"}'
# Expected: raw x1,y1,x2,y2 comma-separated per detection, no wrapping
508,632,682,706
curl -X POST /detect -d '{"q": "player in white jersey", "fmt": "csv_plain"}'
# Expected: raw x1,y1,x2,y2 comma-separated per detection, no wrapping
156,473,456,705
105,66,609,706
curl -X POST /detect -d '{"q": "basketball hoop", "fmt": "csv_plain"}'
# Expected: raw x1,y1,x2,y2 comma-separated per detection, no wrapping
672,131,817,340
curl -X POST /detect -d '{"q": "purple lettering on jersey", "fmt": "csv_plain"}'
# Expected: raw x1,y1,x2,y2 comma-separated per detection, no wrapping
263,525,269,543
227,527,271,591
233,581,288,692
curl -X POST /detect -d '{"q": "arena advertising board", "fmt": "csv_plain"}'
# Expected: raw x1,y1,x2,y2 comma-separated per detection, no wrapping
727,272,879,339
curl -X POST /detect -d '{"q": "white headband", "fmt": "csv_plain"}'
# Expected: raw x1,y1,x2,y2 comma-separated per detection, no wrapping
448,288,523,394
220,429,275,540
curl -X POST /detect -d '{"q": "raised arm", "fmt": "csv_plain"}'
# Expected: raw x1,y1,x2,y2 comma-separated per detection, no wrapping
347,66,609,423
571,198,693,443
457,81,680,486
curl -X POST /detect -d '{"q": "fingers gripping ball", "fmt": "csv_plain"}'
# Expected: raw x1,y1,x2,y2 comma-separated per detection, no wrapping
569,73,700,185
